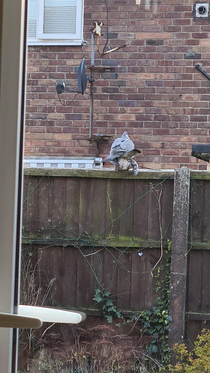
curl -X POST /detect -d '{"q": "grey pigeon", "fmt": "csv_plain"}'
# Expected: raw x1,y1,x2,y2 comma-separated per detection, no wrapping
104,131,141,175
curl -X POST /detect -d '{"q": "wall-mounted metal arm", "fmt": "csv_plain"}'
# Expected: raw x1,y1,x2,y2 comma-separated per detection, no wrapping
56,83,81,95
195,64,210,81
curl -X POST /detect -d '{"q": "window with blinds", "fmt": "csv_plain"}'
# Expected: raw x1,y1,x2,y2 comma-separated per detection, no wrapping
27,0,84,45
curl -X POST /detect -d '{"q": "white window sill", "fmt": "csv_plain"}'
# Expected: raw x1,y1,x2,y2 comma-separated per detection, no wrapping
27,40,83,46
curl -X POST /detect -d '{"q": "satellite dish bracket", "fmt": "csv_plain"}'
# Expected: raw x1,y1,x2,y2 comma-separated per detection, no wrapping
56,23,123,147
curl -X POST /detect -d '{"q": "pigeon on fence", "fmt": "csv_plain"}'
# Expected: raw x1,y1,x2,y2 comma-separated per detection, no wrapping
103,131,141,176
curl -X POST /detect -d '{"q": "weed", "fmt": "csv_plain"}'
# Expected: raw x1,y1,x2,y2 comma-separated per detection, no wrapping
93,289,122,323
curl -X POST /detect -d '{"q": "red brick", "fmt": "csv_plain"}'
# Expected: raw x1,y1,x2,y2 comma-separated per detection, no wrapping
136,32,172,39
192,33,209,39
180,136,197,142
153,129,171,135
190,116,207,122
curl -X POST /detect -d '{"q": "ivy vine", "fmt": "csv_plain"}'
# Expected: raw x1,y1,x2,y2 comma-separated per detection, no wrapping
141,240,172,370
93,239,172,371
93,288,122,323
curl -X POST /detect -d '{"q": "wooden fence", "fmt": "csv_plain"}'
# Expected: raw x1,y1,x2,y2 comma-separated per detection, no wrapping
21,167,210,347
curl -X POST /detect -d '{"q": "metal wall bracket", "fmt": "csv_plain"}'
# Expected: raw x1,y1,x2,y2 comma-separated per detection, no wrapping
195,64,210,81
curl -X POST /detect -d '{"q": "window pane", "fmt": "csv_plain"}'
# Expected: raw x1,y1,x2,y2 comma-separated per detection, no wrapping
27,0,37,38
45,0,77,5
44,6,77,34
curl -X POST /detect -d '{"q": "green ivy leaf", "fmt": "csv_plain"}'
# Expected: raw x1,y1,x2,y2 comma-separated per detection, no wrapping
149,344,158,354
106,315,113,323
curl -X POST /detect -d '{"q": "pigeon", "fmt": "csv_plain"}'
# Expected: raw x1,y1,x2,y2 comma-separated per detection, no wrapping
103,131,141,176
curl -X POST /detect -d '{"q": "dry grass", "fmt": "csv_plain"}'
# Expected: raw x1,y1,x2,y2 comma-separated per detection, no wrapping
19,324,155,373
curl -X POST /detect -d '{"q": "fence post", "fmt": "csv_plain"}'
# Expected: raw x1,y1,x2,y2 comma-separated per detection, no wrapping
168,166,190,347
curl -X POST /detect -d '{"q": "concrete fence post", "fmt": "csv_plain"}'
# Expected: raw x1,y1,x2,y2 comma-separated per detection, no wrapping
168,166,190,347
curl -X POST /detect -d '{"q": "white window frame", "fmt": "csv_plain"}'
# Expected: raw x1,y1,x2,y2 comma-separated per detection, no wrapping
0,0,26,371
28,0,84,46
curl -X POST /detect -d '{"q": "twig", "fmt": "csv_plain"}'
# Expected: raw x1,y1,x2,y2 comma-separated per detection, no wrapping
107,191,114,239
151,186,163,277
40,323,56,339
41,277,56,306
127,312,142,335
83,248,103,257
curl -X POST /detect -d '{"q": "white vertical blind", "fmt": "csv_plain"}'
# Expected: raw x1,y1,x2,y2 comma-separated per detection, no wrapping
44,6,76,34
27,0,37,38
44,0,77,34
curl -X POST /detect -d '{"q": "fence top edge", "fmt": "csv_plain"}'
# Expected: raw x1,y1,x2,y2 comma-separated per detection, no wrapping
23,167,210,180
190,170,210,179
24,167,175,180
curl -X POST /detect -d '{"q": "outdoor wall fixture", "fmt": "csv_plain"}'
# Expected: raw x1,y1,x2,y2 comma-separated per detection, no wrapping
56,57,113,154
192,144,210,162
55,22,126,153
56,58,90,96
195,2,209,17
56,56,113,148
194,2,209,18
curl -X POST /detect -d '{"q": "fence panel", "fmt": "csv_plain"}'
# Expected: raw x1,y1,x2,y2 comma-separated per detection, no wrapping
22,171,174,313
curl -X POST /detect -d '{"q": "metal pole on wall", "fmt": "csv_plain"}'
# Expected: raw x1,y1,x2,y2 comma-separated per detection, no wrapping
168,167,190,349
89,33,95,139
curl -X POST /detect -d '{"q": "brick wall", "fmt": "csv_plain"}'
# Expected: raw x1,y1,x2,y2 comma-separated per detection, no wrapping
25,0,210,170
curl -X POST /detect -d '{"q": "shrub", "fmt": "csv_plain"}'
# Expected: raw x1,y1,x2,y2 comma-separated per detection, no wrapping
168,329,210,373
